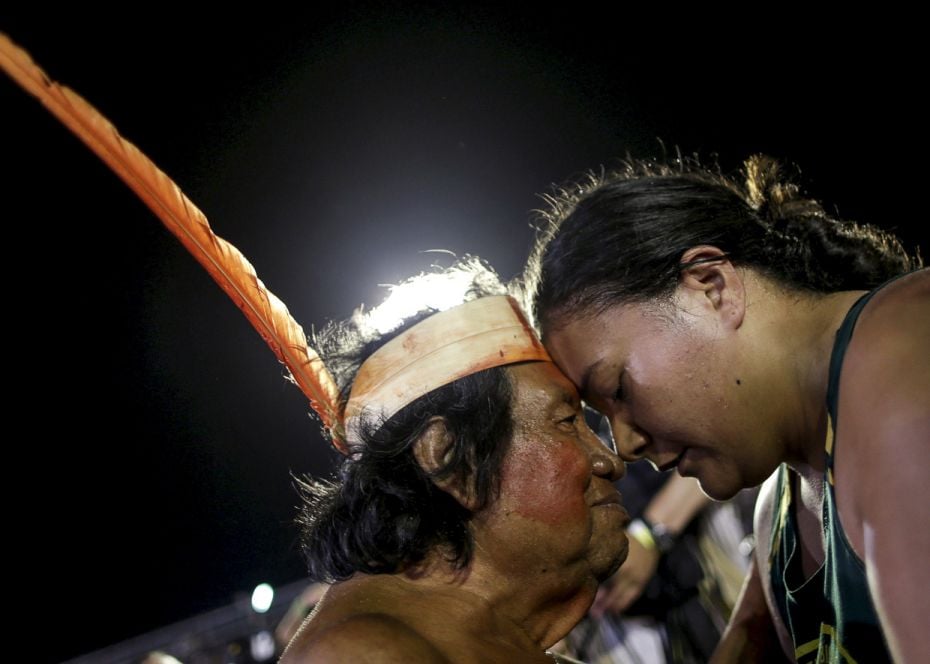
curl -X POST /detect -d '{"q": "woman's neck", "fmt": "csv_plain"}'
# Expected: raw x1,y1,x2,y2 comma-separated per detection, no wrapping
762,286,867,471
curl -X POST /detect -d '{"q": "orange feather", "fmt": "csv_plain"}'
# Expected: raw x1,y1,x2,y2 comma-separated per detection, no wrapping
0,33,348,452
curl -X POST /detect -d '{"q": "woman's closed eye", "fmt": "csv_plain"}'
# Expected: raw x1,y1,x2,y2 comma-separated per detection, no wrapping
613,370,626,402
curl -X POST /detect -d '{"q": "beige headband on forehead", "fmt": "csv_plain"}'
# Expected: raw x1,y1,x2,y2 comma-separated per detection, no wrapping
343,295,551,445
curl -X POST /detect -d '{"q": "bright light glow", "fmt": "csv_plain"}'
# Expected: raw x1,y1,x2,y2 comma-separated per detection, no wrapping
250,630,276,661
366,269,477,334
251,583,274,613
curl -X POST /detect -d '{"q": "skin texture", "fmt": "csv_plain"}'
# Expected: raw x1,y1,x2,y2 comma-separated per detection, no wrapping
281,361,630,663
544,250,929,663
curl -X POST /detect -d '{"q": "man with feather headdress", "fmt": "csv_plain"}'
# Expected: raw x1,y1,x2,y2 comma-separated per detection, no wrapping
1,37,630,662
281,258,631,663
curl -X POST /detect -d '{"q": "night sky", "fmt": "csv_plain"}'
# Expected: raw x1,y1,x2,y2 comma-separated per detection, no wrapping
2,8,924,662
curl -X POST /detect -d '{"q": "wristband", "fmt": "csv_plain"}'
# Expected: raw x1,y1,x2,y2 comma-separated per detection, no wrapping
627,518,657,551
628,517,675,554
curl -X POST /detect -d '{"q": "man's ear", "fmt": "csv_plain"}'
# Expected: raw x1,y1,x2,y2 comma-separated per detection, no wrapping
677,245,745,330
412,417,479,510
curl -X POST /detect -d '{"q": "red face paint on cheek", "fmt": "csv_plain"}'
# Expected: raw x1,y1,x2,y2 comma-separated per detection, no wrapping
497,437,590,526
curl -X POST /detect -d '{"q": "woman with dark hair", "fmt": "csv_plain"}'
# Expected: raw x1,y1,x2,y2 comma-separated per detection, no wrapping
282,258,630,663
522,156,927,663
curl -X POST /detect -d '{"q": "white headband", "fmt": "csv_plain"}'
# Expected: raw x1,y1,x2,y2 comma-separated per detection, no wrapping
343,295,551,445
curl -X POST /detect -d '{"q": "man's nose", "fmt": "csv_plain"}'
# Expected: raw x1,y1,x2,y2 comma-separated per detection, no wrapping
591,451,626,482
582,422,626,481
609,414,649,462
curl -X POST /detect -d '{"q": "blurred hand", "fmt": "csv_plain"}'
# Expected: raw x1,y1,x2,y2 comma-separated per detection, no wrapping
590,534,660,618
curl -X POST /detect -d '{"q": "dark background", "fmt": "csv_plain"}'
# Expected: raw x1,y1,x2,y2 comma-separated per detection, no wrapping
2,7,924,662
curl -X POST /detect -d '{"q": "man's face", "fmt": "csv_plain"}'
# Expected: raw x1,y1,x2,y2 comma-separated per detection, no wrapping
473,362,630,584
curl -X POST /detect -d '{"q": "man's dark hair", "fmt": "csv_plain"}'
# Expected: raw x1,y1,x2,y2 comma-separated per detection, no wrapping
298,258,514,582
523,154,922,331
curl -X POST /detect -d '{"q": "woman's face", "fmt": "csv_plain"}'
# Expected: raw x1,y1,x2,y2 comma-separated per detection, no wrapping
543,297,780,500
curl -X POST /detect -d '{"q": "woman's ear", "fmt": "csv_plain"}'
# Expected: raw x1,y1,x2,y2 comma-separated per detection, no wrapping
413,417,479,510
677,245,746,330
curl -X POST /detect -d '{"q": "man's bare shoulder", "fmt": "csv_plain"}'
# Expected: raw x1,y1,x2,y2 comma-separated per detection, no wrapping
282,612,450,663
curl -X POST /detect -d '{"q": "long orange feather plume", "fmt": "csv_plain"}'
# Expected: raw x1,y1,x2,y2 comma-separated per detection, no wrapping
0,33,349,452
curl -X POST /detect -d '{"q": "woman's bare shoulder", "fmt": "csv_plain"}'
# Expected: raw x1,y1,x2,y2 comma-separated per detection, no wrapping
856,268,929,336
843,268,929,422
834,268,930,663
833,268,929,546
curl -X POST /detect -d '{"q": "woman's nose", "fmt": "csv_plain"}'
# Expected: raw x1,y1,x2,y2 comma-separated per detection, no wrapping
609,415,648,462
